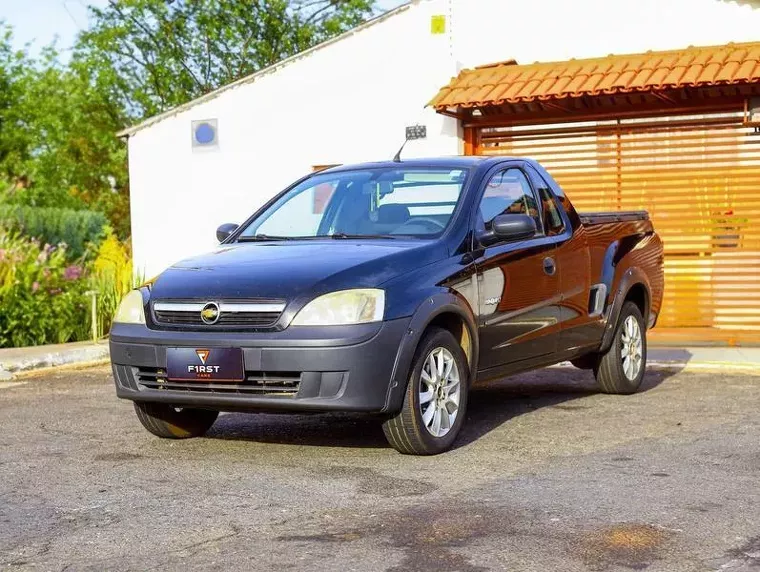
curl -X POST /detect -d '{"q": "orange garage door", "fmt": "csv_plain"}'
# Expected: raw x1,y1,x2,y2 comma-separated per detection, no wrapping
473,113,760,345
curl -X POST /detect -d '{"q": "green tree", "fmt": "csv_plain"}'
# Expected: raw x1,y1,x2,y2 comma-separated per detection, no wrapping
75,0,377,119
0,24,32,192
0,24,130,236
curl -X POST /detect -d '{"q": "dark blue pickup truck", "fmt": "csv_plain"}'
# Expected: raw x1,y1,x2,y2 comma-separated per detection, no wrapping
110,157,663,455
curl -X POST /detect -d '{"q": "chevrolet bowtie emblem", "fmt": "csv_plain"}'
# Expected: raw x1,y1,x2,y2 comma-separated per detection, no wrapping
200,302,220,324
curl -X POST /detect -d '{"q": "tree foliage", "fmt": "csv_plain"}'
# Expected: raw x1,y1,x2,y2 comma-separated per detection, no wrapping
0,24,130,236
0,25,27,186
75,0,376,118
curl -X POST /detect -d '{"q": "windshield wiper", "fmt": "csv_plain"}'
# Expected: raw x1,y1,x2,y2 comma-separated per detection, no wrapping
238,233,397,241
237,234,295,242
328,233,396,239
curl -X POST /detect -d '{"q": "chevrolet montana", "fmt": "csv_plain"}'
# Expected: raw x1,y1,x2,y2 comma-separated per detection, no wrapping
110,157,664,455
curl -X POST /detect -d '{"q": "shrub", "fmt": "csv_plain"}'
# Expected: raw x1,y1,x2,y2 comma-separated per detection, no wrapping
0,229,137,348
0,204,108,259
0,232,90,347
91,229,134,337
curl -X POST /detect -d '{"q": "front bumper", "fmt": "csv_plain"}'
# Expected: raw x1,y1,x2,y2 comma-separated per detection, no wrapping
110,318,411,413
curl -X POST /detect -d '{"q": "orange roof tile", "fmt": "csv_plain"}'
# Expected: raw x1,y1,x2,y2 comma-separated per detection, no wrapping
430,41,760,110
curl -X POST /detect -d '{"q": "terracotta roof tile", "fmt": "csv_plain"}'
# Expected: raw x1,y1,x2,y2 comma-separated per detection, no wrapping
662,65,687,86
429,41,760,109
680,64,703,85
501,80,526,100
697,62,720,83
648,67,670,87
581,73,605,95
630,68,653,89
736,59,758,80
715,61,739,82
565,73,588,95
546,75,574,97
595,71,618,92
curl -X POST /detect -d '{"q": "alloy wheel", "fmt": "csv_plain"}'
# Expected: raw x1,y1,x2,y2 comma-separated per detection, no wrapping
620,315,643,381
419,347,461,437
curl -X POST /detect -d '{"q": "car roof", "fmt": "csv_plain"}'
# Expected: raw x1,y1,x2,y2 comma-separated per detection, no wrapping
320,156,525,174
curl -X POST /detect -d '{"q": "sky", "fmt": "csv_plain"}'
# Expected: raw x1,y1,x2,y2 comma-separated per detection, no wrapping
0,0,407,60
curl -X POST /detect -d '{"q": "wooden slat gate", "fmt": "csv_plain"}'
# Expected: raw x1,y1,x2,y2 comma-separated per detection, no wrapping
472,113,760,344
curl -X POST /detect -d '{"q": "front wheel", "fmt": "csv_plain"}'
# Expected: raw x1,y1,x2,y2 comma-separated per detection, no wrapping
133,402,219,439
382,327,469,455
594,301,647,394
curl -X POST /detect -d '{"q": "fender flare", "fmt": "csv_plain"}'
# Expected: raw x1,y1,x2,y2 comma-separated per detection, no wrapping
599,267,652,353
382,292,479,413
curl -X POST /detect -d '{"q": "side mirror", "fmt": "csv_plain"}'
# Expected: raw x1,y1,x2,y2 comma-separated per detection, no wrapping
216,223,239,242
479,214,537,246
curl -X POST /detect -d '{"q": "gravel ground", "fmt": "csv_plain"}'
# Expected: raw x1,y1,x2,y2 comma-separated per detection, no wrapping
1,364,759,571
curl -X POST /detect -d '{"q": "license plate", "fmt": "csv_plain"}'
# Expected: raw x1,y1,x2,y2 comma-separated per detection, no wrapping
166,347,244,382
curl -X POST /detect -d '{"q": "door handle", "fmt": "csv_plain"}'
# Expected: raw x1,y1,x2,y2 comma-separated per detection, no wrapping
543,257,556,276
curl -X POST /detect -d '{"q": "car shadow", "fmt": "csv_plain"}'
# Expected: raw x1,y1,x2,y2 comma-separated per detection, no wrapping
207,409,390,449
453,363,681,450
205,363,684,451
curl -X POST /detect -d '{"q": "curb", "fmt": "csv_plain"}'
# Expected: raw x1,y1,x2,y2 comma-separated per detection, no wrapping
648,360,760,374
1,348,758,381
11,358,111,380
0,343,110,380
554,360,760,375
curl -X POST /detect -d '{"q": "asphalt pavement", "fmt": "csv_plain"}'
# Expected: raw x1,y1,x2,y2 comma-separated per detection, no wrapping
1,364,759,571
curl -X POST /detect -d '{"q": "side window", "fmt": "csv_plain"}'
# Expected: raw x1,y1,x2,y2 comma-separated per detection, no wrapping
527,166,566,236
479,168,541,232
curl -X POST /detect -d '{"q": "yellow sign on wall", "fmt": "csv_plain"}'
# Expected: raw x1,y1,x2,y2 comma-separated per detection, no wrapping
431,15,446,35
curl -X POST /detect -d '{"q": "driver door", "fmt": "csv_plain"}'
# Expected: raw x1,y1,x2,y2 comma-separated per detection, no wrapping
475,167,561,373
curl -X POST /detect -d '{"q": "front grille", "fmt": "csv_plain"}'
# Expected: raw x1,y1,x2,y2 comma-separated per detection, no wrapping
151,300,285,329
135,366,301,396
154,309,282,327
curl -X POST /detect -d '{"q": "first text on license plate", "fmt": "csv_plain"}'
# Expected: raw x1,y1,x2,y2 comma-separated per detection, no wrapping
166,347,244,382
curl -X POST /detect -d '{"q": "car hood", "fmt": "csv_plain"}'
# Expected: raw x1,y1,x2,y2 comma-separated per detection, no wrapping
149,240,446,301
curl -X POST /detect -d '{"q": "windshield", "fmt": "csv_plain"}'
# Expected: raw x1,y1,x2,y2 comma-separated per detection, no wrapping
237,167,469,240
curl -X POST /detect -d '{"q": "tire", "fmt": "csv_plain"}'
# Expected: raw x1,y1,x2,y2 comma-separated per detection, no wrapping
133,402,219,439
594,301,647,394
382,327,469,455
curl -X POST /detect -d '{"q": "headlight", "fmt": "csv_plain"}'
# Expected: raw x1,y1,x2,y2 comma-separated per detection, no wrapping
292,289,384,326
113,289,146,324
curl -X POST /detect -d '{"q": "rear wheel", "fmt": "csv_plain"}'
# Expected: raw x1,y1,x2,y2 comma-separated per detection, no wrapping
382,327,469,455
133,402,219,439
594,301,647,394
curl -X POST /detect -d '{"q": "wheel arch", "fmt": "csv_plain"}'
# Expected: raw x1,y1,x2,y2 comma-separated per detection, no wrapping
624,282,649,321
599,268,652,353
382,292,479,413
427,312,476,372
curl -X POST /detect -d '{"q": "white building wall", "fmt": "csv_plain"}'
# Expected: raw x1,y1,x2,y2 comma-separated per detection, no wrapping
128,0,760,277
128,0,458,278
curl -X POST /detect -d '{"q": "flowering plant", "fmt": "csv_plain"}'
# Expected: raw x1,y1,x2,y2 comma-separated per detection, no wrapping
0,231,90,347
90,227,135,337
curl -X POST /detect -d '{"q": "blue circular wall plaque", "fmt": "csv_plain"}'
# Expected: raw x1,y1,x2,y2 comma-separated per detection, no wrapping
194,122,216,145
